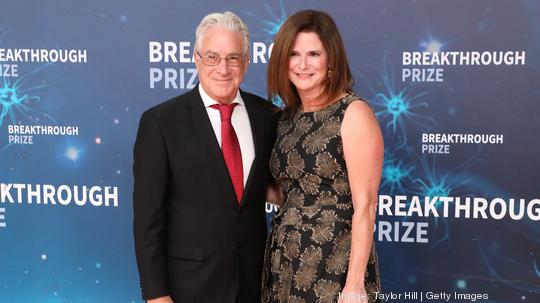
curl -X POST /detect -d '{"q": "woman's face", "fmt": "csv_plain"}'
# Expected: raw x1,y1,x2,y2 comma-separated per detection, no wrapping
288,32,328,97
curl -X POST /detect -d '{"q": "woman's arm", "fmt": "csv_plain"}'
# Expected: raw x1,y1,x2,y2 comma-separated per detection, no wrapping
340,100,384,302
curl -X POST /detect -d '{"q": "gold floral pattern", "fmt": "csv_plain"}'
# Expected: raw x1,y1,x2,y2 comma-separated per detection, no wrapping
303,205,320,219
326,230,351,275
283,230,302,260
299,173,322,195
315,152,341,179
310,223,334,244
317,191,338,206
277,262,293,301
286,188,305,208
313,279,341,303
281,208,302,226
294,246,322,291
332,176,351,195
286,149,305,179
262,94,381,303
288,296,306,303
302,129,331,154
318,209,339,224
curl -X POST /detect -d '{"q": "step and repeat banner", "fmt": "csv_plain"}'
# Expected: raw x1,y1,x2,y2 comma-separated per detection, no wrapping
1,0,539,302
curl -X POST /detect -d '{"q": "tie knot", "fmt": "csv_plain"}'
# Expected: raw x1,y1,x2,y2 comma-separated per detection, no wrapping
211,103,238,121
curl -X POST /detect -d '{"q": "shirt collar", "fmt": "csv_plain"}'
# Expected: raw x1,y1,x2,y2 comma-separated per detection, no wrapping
198,83,244,108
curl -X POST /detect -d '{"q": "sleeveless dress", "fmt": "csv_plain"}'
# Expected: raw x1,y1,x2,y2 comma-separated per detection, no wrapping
261,94,381,303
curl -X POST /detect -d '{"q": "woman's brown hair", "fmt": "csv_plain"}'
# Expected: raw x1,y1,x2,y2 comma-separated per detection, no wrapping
267,10,354,118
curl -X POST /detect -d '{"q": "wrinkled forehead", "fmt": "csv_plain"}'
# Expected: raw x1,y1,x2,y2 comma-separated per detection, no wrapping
199,26,245,55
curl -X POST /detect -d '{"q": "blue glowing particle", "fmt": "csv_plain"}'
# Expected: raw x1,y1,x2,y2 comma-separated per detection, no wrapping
95,262,102,269
420,39,442,53
456,279,466,289
419,34,447,53
66,147,79,160
63,146,84,163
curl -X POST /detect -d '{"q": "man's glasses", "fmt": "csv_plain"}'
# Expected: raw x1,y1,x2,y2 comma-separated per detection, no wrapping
197,51,246,67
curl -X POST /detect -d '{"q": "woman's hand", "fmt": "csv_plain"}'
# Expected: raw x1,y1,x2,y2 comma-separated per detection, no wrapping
266,180,283,206
148,296,173,303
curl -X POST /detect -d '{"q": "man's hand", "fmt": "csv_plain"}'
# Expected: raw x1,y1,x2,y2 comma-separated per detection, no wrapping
148,296,173,303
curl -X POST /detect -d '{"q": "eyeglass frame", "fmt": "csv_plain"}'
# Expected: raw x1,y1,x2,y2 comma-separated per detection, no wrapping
196,51,248,67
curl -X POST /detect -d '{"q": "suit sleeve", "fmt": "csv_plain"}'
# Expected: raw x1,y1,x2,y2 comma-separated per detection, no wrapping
133,110,170,299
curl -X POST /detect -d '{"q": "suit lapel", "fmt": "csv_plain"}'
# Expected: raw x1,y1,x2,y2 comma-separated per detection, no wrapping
240,91,265,208
186,86,238,207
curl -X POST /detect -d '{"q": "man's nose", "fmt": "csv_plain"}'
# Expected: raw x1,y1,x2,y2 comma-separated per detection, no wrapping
217,58,229,73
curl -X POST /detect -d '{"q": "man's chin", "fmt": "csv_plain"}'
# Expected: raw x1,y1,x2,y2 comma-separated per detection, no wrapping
208,88,235,101
212,93,236,103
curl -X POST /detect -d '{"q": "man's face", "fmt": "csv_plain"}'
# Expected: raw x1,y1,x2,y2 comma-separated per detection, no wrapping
195,27,248,104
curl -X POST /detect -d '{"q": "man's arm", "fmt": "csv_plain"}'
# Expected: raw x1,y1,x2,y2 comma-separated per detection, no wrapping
133,110,170,300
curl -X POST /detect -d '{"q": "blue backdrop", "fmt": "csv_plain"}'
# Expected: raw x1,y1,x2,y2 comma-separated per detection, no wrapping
1,0,539,302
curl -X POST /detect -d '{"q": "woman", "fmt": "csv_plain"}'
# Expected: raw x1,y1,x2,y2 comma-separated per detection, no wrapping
261,10,383,303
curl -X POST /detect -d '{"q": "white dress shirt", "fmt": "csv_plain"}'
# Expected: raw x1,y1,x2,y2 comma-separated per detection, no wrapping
199,84,255,186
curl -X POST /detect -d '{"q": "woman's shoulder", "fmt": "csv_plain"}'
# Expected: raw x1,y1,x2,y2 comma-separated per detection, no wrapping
342,92,376,117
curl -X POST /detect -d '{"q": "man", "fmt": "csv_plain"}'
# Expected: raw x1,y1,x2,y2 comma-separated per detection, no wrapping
133,12,277,303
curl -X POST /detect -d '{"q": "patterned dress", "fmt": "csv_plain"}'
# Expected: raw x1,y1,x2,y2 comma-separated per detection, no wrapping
261,94,381,303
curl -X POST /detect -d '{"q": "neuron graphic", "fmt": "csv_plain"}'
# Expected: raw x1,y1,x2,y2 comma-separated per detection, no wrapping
410,152,483,250
244,1,288,42
0,29,57,154
478,242,540,294
355,52,436,149
419,35,447,53
0,64,56,154
380,146,415,194
0,71,52,128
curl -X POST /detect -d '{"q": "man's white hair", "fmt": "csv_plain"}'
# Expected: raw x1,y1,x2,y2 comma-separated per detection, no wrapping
195,11,250,55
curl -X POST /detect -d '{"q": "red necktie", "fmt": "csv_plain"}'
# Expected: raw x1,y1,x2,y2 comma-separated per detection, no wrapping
211,103,244,204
